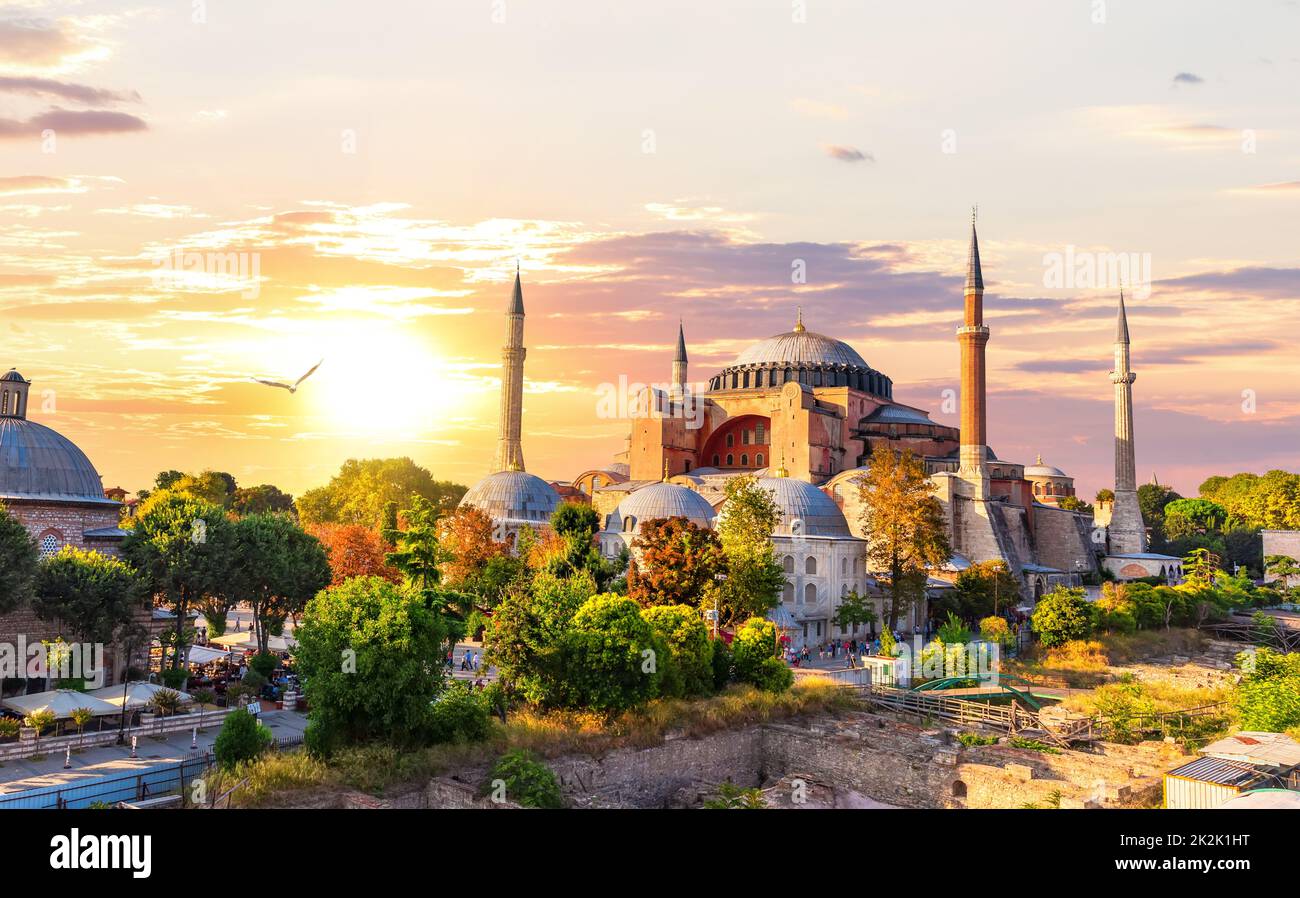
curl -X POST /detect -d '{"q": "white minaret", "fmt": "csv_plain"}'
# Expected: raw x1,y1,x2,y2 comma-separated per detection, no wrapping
1108,290,1147,554
495,265,526,473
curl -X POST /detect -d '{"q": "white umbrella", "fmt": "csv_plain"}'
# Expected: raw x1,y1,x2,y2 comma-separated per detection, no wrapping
185,644,236,665
2,689,119,718
84,681,192,710
208,632,296,652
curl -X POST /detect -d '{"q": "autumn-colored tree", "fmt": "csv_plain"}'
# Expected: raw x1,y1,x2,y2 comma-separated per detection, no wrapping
857,448,950,629
435,505,507,589
308,523,401,586
627,517,726,608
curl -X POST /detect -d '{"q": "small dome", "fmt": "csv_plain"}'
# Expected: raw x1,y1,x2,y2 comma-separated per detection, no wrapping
459,470,561,524
1024,454,1069,478
610,481,714,532
0,418,115,504
1,369,27,383
720,476,851,538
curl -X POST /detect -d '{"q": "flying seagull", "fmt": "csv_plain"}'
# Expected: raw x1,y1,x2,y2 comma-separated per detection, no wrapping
251,359,322,394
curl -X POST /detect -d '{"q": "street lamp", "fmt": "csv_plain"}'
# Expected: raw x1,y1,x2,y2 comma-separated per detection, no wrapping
710,573,726,639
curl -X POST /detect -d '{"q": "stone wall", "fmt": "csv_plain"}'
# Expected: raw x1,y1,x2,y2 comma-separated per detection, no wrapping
1033,503,1099,578
4,499,121,556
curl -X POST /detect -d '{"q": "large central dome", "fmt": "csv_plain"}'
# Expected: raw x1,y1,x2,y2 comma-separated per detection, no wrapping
708,312,892,398
730,329,869,369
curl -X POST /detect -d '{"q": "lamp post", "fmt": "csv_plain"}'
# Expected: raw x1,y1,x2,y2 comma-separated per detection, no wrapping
711,573,726,639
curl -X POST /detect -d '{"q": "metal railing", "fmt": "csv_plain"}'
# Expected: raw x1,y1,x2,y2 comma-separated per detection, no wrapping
0,733,303,810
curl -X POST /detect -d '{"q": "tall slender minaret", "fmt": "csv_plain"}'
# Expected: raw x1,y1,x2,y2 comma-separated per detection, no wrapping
671,320,688,394
1108,289,1147,553
495,264,526,473
957,210,991,498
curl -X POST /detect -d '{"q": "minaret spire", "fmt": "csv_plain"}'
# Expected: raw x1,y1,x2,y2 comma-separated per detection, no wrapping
495,266,527,473
1108,288,1146,553
671,319,688,394
957,211,991,498
793,307,805,333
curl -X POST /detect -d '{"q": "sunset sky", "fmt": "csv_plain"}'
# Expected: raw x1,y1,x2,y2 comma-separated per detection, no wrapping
2,0,1298,501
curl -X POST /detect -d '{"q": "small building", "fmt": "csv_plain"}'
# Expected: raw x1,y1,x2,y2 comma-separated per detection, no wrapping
1164,732,1300,809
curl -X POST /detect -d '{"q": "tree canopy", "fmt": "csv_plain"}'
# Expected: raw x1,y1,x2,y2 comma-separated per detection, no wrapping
297,457,466,529
0,504,38,615
35,547,147,644
627,517,726,608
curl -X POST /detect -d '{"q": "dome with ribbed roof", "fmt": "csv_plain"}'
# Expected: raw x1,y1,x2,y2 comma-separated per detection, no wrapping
459,470,560,524
1023,454,1068,478
719,476,851,538
0,418,115,505
708,311,891,398
608,481,714,534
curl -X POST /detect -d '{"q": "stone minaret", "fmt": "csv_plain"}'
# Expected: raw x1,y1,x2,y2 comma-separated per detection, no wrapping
494,266,526,473
671,320,688,395
1108,290,1147,553
957,213,991,498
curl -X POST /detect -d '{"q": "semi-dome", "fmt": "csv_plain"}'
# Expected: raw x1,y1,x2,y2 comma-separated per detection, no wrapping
708,311,892,398
608,481,714,533
0,418,115,505
739,476,852,538
459,470,561,524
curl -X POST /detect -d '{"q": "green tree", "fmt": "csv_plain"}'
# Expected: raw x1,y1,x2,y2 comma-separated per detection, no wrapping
857,449,951,629
122,493,235,670
213,708,273,770
294,576,448,755
627,517,725,608
1163,498,1228,541
1138,482,1182,548
1030,587,1094,648
231,484,295,516
485,570,597,706
1182,547,1221,586
23,709,55,748
714,475,787,624
230,513,331,655
297,457,466,529
559,594,666,712
1234,648,1300,732
0,504,38,615
642,604,714,697
731,617,793,692
833,589,878,634
945,560,1019,621
34,547,147,644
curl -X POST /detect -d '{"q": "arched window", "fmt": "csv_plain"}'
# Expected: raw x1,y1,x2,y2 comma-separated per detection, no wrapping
782,582,794,603
804,583,817,605
712,454,720,466
805,556,817,575
592,475,602,491
741,454,748,466
623,515,637,533
756,453,764,467
782,555,794,573
952,781,967,798
726,433,734,448
38,532,63,559
726,454,734,466
841,558,848,576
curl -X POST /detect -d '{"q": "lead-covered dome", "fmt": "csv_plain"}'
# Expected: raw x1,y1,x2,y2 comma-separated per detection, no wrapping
607,481,714,534
0,418,115,504
719,476,851,538
459,470,561,524
708,312,892,398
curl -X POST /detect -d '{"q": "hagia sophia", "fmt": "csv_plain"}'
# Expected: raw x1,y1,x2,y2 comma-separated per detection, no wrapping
460,217,1182,646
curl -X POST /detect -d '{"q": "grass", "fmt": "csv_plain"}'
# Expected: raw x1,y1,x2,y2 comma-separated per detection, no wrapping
1007,628,1208,688
225,677,858,804
200,751,329,808
1059,677,1236,747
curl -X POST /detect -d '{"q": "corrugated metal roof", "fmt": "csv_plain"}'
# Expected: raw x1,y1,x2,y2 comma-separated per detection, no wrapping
1201,732,1300,769
1166,757,1262,787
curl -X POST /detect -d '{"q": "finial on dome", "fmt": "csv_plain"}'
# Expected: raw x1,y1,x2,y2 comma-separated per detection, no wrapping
793,307,805,333
662,457,671,482
1036,453,1043,465
773,451,789,479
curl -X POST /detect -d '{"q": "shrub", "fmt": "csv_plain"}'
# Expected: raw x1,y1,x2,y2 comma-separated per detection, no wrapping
957,731,998,747
427,681,493,744
1235,647,1300,732
249,652,279,679
0,718,21,740
710,637,733,691
213,708,273,770
559,594,666,713
1031,587,1094,648
642,604,714,697
731,619,793,693
160,667,189,691
978,615,1012,647
484,748,563,808
936,611,971,644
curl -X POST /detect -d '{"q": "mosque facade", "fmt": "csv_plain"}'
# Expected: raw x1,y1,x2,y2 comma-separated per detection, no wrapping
461,217,1181,642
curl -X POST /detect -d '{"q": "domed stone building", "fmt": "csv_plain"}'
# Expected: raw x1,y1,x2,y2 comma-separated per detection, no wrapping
1023,455,1076,506
598,479,714,557
0,369,124,556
